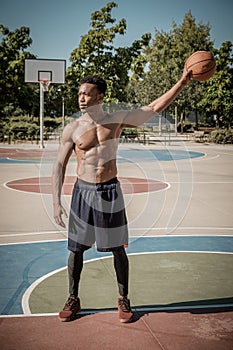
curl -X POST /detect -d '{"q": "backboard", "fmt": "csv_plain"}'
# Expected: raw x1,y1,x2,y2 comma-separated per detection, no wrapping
25,58,66,84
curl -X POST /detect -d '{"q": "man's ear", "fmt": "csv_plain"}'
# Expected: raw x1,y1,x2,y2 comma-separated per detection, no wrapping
98,93,104,102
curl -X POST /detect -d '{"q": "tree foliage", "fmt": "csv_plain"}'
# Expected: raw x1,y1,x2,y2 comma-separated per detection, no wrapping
67,2,151,105
198,41,233,128
0,25,36,116
127,11,214,121
0,3,232,142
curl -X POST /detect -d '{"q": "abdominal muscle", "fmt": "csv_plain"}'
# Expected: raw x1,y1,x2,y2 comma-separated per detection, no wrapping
75,142,118,183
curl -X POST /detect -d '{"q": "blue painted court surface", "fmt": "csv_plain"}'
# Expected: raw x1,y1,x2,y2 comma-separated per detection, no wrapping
0,158,41,164
0,149,205,164
118,149,205,162
1,235,233,315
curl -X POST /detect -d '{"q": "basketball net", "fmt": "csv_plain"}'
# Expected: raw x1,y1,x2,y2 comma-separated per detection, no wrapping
39,80,51,92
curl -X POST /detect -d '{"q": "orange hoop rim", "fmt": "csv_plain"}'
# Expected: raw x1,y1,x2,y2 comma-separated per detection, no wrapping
39,79,51,85
39,79,51,91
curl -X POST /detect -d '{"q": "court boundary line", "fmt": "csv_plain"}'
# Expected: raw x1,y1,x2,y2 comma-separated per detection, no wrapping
0,231,233,245
2,301,233,319
191,154,219,161
1,228,233,238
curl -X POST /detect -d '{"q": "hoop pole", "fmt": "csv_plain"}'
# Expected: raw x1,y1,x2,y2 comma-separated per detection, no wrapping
39,83,44,148
62,96,65,128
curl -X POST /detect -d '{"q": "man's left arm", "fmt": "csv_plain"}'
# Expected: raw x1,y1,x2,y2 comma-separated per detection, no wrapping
122,68,191,127
145,69,190,113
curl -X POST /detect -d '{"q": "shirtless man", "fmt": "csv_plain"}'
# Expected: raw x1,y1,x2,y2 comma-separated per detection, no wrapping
52,70,190,322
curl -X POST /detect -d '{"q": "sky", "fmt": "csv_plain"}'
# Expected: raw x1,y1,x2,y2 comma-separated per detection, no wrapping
1,0,233,66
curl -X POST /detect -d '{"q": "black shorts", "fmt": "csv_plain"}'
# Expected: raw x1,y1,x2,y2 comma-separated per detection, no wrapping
68,177,128,252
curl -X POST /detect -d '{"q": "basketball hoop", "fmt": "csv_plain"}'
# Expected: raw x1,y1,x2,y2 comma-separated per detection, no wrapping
39,80,51,92
25,59,66,149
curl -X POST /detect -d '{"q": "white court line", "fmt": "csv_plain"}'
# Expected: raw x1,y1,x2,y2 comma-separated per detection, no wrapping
0,227,233,238
3,178,46,196
5,183,47,185
0,231,66,237
22,266,67,315
6,157,34,162
0,239,67,246
0,228,233,244
206,154,220,160
2,303,233,319
4,181,170,185
140,181,233,185
129,227,233,231
8,180,233,185
196,154,220,161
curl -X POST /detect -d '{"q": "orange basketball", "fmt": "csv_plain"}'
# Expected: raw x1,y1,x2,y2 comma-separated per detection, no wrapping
185,51,216,81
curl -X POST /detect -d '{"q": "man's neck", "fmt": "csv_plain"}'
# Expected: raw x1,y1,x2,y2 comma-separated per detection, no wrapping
82,104,106,123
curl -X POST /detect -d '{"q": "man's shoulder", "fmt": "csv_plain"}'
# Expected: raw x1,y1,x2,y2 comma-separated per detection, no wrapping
62,120,80,141
64,119,79,130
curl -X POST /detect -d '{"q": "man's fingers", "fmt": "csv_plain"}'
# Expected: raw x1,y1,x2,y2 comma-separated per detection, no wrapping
55,216,66,228
61,207,68,218
53,205,67,227
59,220,66,228
181,66,192,85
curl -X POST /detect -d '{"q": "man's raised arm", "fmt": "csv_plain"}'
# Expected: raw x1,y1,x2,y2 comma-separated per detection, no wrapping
145,68,190,113
122,68,191,127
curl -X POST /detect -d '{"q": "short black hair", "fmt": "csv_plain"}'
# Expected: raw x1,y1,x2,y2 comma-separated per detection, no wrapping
80,75,107,95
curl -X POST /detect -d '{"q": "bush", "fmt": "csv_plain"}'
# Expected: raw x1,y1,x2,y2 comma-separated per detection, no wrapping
210,129,232,144
44,116,62,129
0,115,62,143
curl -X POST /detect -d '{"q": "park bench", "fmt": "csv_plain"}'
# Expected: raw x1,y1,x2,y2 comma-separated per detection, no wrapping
194,131,205,142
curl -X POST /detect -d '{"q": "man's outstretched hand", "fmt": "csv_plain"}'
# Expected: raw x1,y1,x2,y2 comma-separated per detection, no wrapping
180,66,192,86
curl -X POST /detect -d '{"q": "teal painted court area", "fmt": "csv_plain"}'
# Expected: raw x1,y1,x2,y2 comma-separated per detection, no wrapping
1,236,233,316
117,149,205,162
0,148,205,164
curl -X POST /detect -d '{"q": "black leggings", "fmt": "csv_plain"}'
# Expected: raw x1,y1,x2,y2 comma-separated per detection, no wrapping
68,246,129,297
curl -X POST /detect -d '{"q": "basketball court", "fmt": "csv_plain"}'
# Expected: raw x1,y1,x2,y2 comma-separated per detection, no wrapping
0,139,233,349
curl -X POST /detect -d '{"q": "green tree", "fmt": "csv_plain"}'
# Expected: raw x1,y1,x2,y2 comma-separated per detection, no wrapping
127,11,214,123
198,41,233,129
0,25,36,117
67,2,151,108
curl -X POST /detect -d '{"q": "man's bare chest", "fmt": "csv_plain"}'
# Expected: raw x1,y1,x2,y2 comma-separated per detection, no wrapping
73,122,120,151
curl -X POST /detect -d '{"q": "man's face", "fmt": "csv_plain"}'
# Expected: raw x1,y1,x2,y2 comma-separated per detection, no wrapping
78,83,103,113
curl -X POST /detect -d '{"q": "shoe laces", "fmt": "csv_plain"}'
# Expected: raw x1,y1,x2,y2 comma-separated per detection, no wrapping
119,297,131,313
64,296,78,310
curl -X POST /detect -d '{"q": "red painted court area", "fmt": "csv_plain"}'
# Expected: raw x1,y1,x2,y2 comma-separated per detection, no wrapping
6,176,168,195
1,147,168,195
1,311,233,350
0,147,53,159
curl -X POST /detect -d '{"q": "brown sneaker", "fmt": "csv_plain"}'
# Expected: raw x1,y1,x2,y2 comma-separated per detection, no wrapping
58,295,81,322
117,296,133,323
